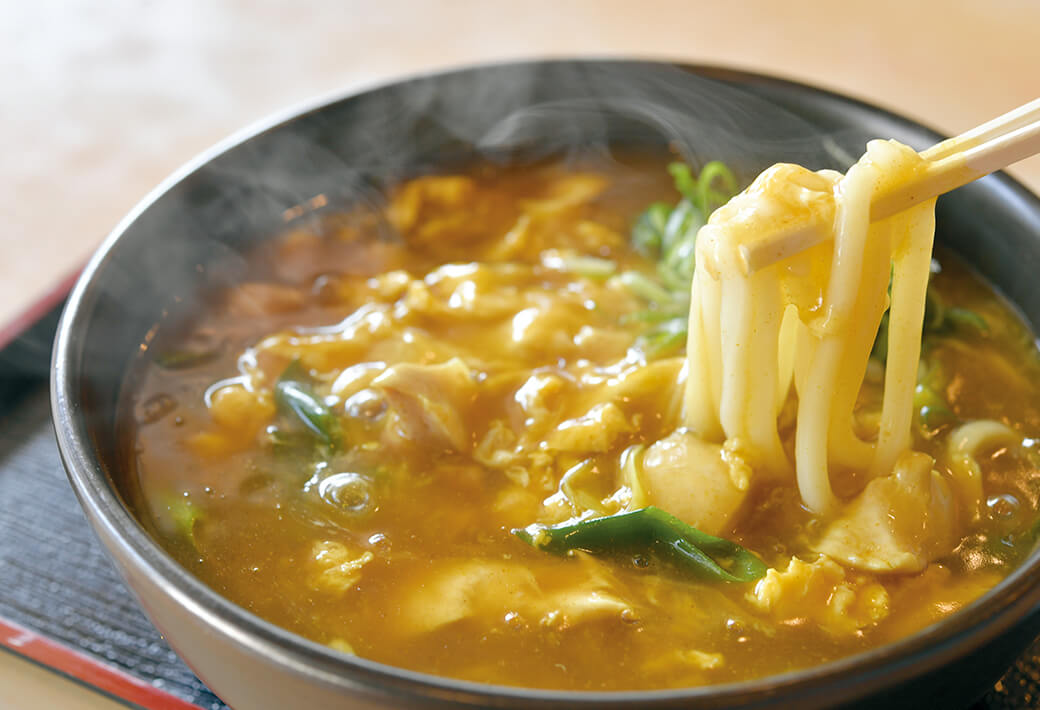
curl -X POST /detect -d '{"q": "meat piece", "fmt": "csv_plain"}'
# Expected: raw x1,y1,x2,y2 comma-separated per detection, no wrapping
813,451,959,573
373,358,477,452
641,430,749,536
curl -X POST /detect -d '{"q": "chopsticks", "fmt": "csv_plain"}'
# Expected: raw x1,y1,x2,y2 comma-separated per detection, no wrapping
739,97,1040,275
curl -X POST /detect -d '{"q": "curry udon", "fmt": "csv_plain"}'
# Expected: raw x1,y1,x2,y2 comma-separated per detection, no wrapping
123,152,1040,690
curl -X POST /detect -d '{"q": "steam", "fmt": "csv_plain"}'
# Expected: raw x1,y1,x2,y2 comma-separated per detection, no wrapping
174,60,874,257
78,61,878,399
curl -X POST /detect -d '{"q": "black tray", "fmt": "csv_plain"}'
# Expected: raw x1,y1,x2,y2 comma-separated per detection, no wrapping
0,299,226,710
0,297,1037,710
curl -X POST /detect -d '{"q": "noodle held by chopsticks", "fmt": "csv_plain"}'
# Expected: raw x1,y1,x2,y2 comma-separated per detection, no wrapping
685,140,936,514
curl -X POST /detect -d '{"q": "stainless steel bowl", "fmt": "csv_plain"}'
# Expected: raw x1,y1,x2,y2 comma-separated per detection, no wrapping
52,60,1040,709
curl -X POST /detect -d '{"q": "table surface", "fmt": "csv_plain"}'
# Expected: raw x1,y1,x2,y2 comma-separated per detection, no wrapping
3,0,1039,706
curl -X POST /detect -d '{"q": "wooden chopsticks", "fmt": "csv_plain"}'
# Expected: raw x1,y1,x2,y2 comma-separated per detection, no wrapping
738,97,1040,275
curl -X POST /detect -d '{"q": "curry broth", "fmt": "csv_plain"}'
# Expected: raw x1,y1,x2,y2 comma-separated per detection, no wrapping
124,157,1040,690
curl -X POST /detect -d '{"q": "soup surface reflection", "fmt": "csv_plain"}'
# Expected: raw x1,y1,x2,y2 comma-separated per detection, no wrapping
125,157,1040,690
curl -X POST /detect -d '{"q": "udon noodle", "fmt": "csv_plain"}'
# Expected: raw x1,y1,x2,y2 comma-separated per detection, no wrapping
680,141,968,576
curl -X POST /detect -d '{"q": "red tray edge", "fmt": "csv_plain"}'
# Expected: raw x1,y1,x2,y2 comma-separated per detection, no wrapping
0,616,203,710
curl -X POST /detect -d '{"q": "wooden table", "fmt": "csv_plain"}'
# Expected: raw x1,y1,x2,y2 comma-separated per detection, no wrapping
2,0,1038,706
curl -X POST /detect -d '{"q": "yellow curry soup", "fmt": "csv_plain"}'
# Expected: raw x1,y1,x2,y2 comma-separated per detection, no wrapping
125,157,1040,690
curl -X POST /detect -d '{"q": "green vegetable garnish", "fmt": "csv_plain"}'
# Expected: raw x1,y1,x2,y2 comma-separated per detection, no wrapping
275,360,341,448
871,278,988,364
693,160,739,216
163,496,201,549
513,506,767,583
667,162,699,204
943,306,989,335
914,383,956,431
636,316,688,358
622,161,740,359
618,271,674,305
556,254,617,280
631,202,672,256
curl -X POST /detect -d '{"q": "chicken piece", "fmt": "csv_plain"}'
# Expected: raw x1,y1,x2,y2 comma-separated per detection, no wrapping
640,430,749,536
399,560,538,634
514,372,570,433
545,402,633,454
509,302,587,361
474,419,522,469
747,555,890,636
373,358,477,452
398,558,633,634
813,451,959,573
597,357,684,423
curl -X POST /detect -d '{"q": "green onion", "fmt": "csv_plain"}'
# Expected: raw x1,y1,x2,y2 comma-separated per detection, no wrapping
632,202,672,256
944,307,989,335
662,229,700,285
623,160,740,358
637,316,688,358
513,506,767,583
556,254,617,280
667,163,699,205
163,496,201,549
696,160,739,216
923,287,946,332
914,383,956,430
871,311,891,363
660,199,701,256
622,309,686,324
618,271,675,304
275,360,341,448
871,278,988,364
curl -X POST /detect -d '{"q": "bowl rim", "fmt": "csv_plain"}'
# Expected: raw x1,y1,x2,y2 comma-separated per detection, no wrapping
51,57,1040,706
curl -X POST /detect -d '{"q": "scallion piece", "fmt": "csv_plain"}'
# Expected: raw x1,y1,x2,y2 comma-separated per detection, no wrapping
623,161,740,358
618,271,675,305
944,307,989,335
556,254,617,280
275,360,341,448
162,495,201,549
513,506,767,583
632,202,672,256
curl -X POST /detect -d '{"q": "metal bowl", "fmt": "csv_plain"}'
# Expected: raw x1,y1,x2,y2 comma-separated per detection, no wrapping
51,60,1040,709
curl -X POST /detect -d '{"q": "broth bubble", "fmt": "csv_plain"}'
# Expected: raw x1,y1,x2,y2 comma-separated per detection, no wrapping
318,472,372,513
986,493,1020,520
344,389,388,420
